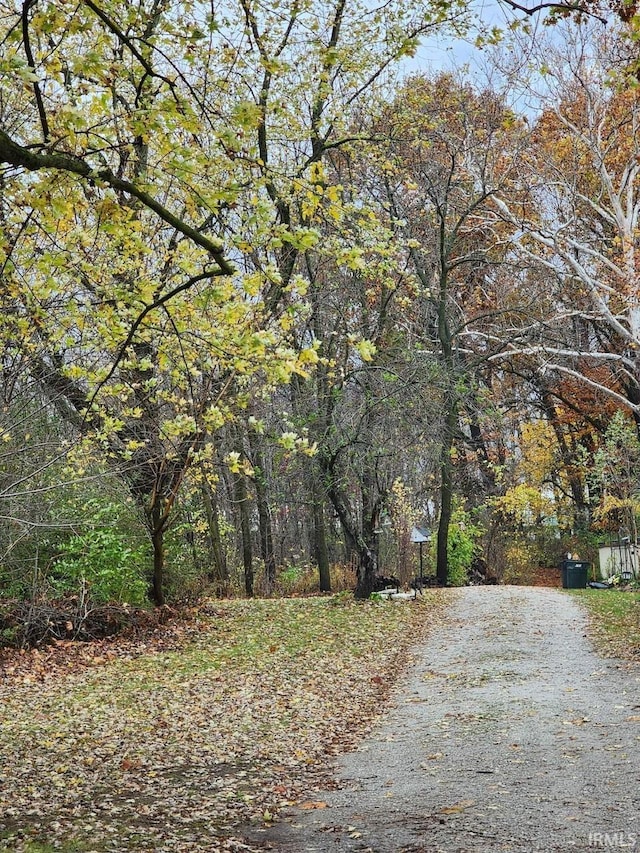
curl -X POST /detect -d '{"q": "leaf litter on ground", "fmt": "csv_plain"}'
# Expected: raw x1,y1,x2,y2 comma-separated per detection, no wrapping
0,591,451,852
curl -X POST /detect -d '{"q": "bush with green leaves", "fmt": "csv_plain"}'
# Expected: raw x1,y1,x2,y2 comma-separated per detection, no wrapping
52,530,148,605
446,503,483,587
50,499,149,605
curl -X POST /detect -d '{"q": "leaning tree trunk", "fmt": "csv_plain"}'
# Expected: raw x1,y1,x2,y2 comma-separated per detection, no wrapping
321,458,376,599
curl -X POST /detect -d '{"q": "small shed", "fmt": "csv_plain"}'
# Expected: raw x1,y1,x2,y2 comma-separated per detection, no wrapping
598,539,639,582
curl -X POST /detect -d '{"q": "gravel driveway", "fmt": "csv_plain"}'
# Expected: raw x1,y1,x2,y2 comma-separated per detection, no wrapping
251,586,640,852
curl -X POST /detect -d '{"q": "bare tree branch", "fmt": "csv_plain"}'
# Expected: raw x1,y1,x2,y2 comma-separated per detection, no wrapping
499,0,607,23
21,0,49,142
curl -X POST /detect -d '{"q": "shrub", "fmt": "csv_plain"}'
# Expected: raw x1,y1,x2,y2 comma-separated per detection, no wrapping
446,503,483,587
49,499,149,605
51,528,149,605
500,537,539,584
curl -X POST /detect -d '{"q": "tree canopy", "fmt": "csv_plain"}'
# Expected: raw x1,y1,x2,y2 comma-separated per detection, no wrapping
1,0,640,607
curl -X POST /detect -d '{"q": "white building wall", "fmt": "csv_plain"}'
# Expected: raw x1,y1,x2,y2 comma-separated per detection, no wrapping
597,545,639,580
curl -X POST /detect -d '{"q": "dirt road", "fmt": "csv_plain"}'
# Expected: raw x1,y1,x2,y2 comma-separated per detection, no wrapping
251,586,640,852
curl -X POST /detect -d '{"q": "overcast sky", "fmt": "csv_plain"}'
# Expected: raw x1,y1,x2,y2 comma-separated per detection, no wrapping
407,0,552,77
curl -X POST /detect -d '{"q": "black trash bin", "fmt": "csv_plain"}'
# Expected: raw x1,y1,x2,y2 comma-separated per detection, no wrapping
561,560,590,589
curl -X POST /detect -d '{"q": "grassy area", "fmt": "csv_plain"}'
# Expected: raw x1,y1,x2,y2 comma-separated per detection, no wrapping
0,592,451,853
571,589,640,659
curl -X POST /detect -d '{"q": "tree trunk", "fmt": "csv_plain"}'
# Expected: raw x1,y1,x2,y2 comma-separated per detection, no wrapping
249,432,276,594
312,479,331,592
321,458,376,598
234,470,253,597
434,242,459,588
333,512,378,599
202,477,228,596
436,394,458,586
149,502,165,606
354,547,377,599
361,469,380,572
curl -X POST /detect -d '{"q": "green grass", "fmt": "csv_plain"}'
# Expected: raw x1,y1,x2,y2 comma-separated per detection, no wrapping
0,839,85,853
571,589,640,658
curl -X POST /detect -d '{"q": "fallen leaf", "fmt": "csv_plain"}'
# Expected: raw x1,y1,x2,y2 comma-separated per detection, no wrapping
440,799,475,814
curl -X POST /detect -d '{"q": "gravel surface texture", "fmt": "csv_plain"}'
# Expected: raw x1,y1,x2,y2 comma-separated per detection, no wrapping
250,586,640,852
